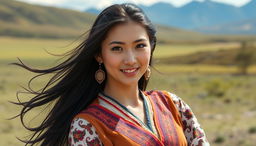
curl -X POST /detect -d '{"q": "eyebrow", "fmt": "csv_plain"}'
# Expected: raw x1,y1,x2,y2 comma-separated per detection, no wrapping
109,38,147,45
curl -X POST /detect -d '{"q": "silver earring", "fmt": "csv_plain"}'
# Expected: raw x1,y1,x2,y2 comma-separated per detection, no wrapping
95,63,105,84
144,68,151,80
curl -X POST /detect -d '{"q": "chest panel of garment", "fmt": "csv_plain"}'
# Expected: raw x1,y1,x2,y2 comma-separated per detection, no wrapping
79,91,187,146
145,91,187,146
82,104,162,146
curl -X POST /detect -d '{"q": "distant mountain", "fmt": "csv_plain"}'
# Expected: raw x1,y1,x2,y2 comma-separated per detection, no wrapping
86,8,100,14
177,1,244,28
197,18,256,34
138,2,177,28
85,0,256,34
241,0,256,18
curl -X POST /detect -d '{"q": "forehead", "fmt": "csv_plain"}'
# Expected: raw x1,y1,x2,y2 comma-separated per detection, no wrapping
103,21,149,43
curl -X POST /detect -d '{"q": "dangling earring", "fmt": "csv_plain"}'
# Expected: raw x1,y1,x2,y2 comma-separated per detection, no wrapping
95,62,105,84
144,68,151,80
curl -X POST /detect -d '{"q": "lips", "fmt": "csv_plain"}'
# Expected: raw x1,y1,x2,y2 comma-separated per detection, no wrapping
120,68,137,73
120,67,139,76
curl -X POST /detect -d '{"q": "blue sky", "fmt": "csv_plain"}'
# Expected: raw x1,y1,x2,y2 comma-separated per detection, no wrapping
17,0,252,11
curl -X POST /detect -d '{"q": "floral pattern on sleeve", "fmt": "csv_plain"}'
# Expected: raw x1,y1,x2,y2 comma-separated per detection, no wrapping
168,92,210,146
68,118,103,146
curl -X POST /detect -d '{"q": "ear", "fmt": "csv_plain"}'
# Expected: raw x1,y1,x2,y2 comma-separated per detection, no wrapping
95,54,103,63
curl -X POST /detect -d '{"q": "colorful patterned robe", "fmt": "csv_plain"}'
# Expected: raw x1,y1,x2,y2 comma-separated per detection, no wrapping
68,90,209,146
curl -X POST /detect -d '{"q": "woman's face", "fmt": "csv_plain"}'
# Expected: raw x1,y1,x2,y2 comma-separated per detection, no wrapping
98,21,151,88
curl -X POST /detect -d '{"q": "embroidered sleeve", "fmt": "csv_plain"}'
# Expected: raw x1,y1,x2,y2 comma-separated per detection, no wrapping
168,92,210,146
68,117,103,146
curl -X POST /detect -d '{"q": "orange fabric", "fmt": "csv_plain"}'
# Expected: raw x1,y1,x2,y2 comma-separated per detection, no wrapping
76,114,142,146
75,100,141,146
75,90,188,146
144,90,187,146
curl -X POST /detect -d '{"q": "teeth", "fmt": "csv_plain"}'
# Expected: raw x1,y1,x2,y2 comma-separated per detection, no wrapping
122,69,137,73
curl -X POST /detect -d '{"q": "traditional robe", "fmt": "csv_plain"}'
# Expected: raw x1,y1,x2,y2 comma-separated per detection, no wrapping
69,90,209,146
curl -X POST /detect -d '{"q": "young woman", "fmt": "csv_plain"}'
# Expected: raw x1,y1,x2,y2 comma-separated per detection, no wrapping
14,3,209,146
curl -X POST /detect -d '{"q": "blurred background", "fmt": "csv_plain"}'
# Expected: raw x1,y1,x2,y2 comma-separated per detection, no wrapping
0,0,256,145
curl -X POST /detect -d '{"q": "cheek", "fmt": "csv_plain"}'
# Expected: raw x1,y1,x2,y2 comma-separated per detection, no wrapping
140,50,151,64
102,52,121,68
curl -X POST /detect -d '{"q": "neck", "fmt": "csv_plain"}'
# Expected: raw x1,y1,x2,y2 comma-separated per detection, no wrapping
103,81,141,107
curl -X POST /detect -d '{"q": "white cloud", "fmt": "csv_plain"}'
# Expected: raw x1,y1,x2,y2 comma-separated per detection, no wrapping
16,0,252,11
212,0,251,7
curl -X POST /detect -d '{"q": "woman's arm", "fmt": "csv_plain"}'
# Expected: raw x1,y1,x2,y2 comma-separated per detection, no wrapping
168,92,210,146
68,118,103,146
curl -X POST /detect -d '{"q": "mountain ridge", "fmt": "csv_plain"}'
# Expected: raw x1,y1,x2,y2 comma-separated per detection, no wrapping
85,0,256,34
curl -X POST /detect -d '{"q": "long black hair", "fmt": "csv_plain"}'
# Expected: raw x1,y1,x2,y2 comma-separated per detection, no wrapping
12,3,156,145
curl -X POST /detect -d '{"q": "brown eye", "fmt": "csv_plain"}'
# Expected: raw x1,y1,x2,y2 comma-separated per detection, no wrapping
136,44,146,49
111,46,122,51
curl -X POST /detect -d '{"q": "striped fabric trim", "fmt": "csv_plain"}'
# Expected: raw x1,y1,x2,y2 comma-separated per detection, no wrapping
146,91,180,146
98,92,159,137
98,94,140,125
141,92,159,137
82,104,163,146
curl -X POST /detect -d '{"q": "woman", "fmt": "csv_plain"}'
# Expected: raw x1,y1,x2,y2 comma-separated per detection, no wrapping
14,3,209,146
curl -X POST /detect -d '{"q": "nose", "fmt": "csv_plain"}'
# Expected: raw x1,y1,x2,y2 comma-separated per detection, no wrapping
123,50,137,66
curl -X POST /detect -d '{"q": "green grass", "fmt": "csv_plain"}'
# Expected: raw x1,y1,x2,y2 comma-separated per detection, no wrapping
0,37,79,60
1,37,256,145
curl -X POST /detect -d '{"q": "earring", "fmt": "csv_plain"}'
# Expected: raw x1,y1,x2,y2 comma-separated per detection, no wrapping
144,68,151,80
95,62,105,84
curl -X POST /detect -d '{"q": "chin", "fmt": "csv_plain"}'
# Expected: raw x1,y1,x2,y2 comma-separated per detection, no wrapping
120,79,140,86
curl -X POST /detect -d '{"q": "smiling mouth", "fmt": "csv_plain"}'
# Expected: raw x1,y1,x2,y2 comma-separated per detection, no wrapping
120,68,139,73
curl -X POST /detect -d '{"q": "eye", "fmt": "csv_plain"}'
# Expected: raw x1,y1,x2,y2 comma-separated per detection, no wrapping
111,46,122,51
136,43,146,49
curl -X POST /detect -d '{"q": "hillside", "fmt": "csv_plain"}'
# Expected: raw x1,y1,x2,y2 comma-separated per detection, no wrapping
157,46,256,65
0,0,95,38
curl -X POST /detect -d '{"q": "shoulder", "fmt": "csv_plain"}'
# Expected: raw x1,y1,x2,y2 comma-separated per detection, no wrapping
144,90,188,115
146,90,209,145
144,90,181,104
68,117,103,146
145,90,195,116
147,90,209,145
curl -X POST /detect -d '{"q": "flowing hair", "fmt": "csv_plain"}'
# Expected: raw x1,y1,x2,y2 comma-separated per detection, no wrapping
12,3,156,145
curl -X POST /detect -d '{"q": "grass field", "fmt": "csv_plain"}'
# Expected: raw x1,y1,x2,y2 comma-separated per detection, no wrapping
0,37,256,145
153,42,241,58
